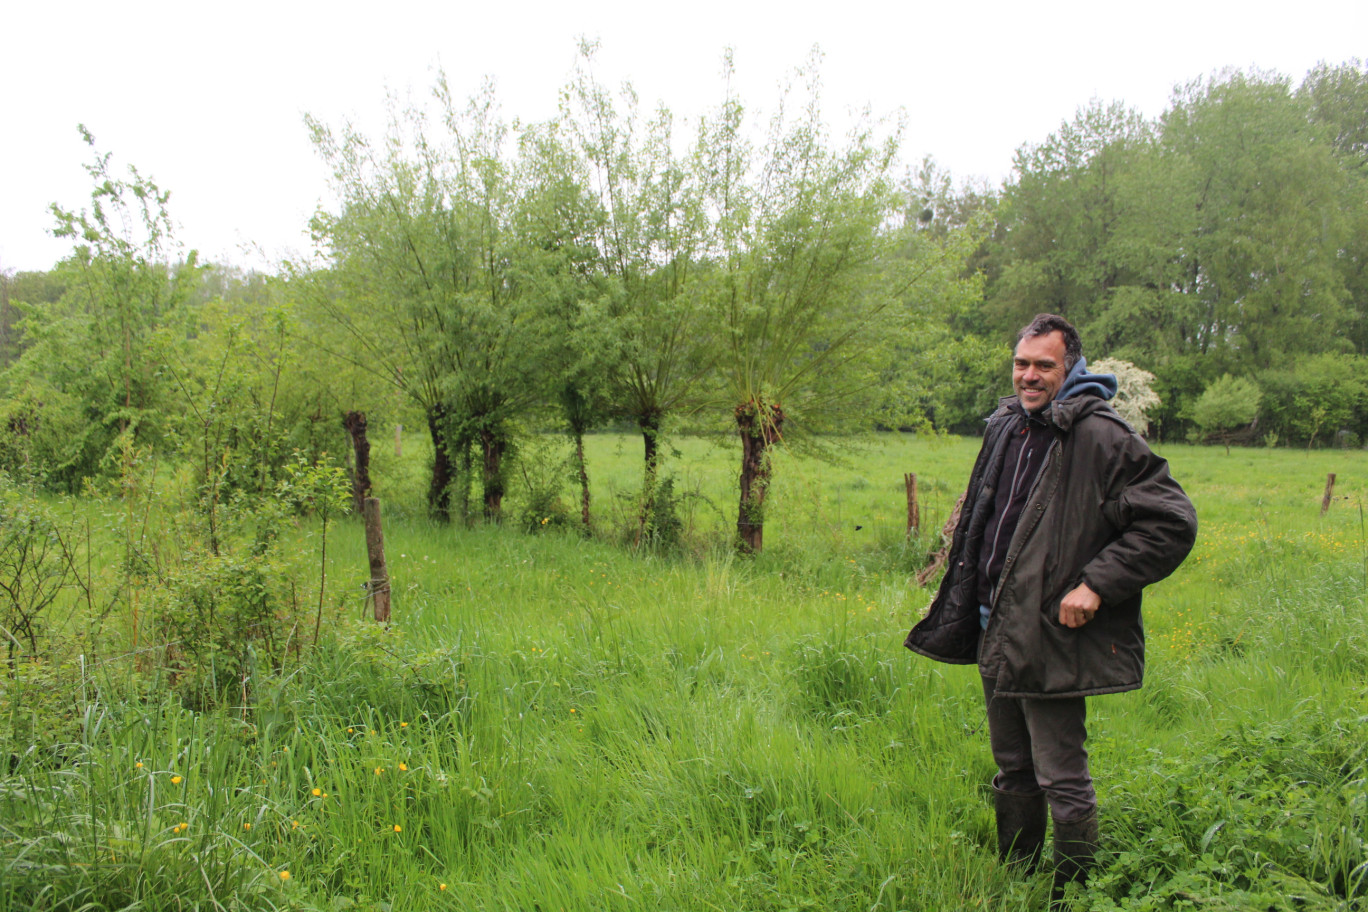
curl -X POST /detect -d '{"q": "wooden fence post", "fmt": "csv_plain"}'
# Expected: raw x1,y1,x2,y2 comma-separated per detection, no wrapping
363,497,391,622
904,472,920,537
1322,473,1337,515
395,423,402,458
343,411,371,514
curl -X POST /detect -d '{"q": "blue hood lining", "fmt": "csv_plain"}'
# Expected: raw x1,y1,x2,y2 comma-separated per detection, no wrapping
1056,356,1117,402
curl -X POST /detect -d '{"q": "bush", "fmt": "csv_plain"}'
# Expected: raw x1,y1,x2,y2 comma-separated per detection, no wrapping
1257,353,1368,447
1187,374,1261,449
1091,357,1161,436
514,440,575,533
643,475,685,552
152,454,349,709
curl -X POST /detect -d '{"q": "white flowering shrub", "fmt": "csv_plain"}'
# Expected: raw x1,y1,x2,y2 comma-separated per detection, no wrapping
1092,357,1161,437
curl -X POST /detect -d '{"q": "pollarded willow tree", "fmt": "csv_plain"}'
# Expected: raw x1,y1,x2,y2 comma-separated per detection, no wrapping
304,107,460,518
562,45,720,539
513,119,614,530
696,58,983,553
305,80,550,522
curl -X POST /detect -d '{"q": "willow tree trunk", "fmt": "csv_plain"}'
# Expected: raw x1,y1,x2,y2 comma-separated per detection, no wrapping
637,410,663,545
735,400,784,554
426,405,452,521
455,438,474,525
573,429,591,529
479,427,505,522
343,410,371,514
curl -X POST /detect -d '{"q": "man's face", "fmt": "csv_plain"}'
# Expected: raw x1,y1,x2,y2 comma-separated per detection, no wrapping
1013,331,1068,413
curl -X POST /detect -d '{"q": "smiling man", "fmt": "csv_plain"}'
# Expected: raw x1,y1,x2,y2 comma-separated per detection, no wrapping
905,313,1197,906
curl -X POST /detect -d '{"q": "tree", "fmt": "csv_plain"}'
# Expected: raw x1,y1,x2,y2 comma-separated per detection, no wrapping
562,45,718,539
305,80,546,522
696,55,981,552
1159,71,1353,370
988,101,1155,333
515,119,614,529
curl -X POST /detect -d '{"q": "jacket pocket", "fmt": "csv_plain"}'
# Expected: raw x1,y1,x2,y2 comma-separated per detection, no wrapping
1040,574,1087,629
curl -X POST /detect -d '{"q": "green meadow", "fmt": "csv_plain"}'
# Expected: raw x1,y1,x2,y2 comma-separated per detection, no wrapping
1,434,1365,911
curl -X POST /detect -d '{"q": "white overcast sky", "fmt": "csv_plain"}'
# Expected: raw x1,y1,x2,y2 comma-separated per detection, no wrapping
2,0,1363,273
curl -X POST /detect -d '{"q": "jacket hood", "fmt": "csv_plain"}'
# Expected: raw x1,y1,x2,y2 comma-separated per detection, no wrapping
1056,357,1117,403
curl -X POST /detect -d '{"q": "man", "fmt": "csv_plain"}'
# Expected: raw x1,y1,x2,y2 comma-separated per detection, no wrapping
904,314,1196,904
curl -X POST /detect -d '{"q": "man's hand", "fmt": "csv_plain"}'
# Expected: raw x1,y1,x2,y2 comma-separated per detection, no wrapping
1059,582,1101,628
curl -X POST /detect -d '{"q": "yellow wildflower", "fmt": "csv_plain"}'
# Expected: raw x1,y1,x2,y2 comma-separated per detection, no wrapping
170,776,183,785
279,870,290,881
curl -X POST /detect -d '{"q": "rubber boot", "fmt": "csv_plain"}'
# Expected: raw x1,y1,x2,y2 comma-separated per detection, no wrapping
993,784,1046,872
1049,807,1099,908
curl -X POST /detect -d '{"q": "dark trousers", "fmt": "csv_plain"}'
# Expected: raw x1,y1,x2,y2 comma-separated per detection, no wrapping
982,674,1096,822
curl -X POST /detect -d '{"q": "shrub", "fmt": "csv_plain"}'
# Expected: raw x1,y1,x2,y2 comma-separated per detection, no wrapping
514,440,575,533
1091,357,1161,436
1258,353,1368,447
1187,374,1261,450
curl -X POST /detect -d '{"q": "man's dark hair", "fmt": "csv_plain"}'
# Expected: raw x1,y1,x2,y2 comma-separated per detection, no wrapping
1017,313,1082,370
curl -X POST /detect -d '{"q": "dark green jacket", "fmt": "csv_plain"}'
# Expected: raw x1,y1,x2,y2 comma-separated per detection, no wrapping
905,395,1197,698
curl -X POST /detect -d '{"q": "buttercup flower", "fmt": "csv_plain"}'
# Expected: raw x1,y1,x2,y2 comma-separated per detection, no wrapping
170,776,183,785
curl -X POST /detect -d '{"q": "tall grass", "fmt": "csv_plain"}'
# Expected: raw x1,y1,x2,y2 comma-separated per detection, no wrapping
1,435,1365,910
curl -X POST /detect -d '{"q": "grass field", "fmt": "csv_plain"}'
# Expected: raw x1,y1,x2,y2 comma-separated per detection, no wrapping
1,433,1365,911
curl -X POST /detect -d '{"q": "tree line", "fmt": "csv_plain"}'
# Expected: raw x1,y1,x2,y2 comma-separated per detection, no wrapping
925,60,1368,445
1,53,1365,551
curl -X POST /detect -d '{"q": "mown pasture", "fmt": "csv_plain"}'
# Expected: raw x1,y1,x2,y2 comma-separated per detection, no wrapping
1,433,1365,911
